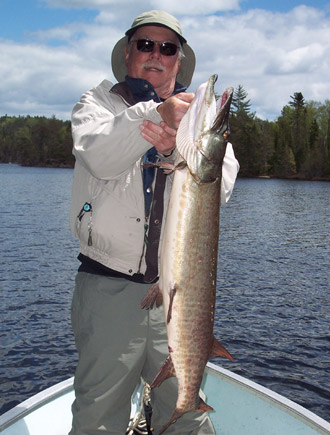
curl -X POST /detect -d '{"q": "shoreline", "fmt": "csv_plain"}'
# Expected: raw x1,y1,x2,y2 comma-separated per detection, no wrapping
2,162,330,181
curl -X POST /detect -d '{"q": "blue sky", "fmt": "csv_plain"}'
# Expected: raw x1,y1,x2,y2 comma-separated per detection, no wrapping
1,0,330,119
240,0,330,12
0,1,97,41
2,1,329,40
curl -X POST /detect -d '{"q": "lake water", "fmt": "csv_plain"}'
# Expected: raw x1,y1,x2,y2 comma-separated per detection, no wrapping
0,164,329,424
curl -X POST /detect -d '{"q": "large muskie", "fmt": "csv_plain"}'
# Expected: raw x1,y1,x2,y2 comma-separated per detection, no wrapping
141,75,234,434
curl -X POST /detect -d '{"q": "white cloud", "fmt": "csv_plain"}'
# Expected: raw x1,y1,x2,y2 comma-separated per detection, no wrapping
184,5,330,119
265,43,325,75
0,35,107,119
152,0,240,14
1,4,330,120
43,0,240,14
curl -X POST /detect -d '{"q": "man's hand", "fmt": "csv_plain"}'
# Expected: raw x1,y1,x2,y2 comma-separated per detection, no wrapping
140,121,177,156
157,92,194,129
140,92,195,154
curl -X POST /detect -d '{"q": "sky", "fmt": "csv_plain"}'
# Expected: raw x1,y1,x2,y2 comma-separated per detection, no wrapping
1,0,330,121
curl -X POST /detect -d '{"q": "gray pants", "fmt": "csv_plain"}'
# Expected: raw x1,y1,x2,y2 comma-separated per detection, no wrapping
70,272,215,434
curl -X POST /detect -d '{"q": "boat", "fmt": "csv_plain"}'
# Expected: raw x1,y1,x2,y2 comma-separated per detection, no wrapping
1,362,329,434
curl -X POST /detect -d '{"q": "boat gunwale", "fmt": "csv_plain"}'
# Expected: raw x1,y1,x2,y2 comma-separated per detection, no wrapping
0,377,74,432
205,362,330,434
1,365,329,434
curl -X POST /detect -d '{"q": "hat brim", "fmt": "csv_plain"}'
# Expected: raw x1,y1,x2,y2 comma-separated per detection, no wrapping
111,36,196,89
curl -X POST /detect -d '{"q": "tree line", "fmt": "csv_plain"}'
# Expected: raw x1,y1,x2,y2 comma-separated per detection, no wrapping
0,115,74,167
229,86,330,180
1,88,330,179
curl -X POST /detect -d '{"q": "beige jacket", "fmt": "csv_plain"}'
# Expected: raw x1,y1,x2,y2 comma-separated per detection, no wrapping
70,79,239,276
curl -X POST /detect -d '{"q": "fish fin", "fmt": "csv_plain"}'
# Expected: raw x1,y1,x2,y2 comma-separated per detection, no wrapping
174,160,187,170
158,397,212,434
155,291,163,307
159,160,187,175
197,397,214,413
158,409,183,435
158,161,175,174
142,162,160,169
150,355,176,389
167,287,176,324
210,336,234,361
143,160,186,175
141,283,161,309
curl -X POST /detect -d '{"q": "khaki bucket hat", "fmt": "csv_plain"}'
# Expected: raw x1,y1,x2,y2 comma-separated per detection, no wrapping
111,10,196,88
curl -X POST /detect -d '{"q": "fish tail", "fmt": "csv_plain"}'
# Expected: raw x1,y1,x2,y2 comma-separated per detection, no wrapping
158,398,213,434
158,409,184,435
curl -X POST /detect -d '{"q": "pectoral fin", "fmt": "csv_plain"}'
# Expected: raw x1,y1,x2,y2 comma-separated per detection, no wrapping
210,336,234,361
167,287,176,324
141,283,163,309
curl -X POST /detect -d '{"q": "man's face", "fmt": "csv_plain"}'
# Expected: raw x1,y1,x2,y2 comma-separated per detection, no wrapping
125,25,182,99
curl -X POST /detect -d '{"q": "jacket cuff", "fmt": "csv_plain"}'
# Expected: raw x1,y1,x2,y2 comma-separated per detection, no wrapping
147,103,163,124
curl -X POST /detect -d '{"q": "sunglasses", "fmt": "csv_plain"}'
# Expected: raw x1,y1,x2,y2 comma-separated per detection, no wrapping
131,38,179,56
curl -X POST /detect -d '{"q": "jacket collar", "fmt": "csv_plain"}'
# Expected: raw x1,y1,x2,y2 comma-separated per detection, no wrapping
110,81,136,106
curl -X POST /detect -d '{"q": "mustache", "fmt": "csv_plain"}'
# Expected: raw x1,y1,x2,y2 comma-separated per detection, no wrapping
142,61,166,72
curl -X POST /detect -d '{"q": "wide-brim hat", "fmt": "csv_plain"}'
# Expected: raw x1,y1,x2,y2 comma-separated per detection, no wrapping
111,10,196,88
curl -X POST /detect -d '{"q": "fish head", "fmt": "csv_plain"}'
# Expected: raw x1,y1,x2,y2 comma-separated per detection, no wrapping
176,75,233,184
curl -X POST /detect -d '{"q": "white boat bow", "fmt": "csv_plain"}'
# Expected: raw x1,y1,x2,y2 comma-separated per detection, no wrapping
1,363,329,434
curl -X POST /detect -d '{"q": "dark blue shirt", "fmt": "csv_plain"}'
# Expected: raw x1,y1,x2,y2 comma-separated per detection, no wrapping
125,76,186,103
125,76,186,217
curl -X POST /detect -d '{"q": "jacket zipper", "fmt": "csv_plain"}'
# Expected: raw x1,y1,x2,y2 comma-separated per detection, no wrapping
137,158,156,274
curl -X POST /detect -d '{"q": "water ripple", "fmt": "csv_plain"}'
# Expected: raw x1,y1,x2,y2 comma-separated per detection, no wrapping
1,167,329,423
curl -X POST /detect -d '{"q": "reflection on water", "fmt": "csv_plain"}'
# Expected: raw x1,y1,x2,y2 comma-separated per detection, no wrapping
1,166,329,422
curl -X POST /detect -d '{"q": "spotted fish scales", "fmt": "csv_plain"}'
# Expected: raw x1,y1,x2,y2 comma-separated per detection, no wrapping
142,75,234,434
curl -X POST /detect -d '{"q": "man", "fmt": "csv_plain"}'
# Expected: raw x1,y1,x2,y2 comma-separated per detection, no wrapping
69,10,239,434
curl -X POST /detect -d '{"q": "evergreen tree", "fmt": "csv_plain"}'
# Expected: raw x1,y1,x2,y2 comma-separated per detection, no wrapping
229,85,270,176
271,107,296,177
231,85,251,116
309,118,319,149
289,92,308,172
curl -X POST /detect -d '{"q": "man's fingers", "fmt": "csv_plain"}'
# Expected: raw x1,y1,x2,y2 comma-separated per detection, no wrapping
140,123,161,143
141,121,176,138
174,92,195,103
140,121,176,155
141,120,163,136
157,93,194,128
159,122,176,136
